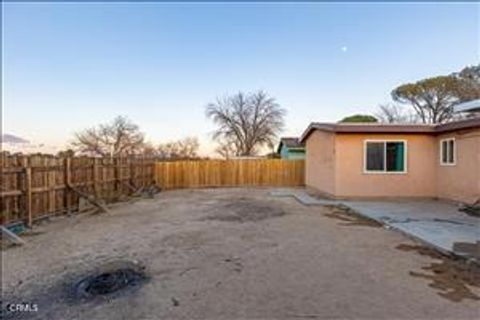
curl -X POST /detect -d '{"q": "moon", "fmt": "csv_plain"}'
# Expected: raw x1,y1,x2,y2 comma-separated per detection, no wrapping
341,46,348,52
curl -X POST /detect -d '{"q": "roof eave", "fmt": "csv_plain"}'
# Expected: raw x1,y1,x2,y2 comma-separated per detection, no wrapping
301,118,480,141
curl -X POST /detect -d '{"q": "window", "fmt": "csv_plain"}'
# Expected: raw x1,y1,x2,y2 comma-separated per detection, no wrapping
440,138,455,165
364,141,406,173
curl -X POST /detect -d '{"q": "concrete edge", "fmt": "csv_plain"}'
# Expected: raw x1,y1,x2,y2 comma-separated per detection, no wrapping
269,190,479,265
338,204,480,266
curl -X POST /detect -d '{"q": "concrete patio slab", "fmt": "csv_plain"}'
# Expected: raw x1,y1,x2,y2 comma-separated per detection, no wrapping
270,188,480,262
344,200,480,261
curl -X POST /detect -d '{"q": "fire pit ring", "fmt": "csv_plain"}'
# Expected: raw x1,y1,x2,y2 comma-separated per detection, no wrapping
72,261,147,300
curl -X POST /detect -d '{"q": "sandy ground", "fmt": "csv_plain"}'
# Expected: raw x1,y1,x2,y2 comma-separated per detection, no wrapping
2,188,480,320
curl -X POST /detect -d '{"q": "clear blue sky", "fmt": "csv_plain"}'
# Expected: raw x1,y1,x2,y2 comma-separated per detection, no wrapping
3,2,479,154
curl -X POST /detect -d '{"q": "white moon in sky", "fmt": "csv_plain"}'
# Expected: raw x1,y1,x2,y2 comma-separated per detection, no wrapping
341,46,348,52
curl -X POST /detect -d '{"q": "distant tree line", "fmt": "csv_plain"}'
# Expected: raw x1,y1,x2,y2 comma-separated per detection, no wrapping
70,65,479,158
71,116,201,159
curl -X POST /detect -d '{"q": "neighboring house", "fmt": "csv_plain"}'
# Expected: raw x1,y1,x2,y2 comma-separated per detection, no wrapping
454,99,480,113
277,137,306,160
300,117,480,204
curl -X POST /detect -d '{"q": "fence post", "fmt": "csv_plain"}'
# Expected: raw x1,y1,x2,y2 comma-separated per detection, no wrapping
64,157,71,211
129,159,135,192
114,157,120,195
139,157,144,187
65,157,72,185
93,158,100,198
24,160,32,228
48,158,56,213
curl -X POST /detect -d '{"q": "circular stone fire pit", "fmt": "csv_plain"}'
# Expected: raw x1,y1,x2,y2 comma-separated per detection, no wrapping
73,261,147,300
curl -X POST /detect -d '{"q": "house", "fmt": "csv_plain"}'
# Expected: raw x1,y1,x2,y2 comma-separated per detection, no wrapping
454,99,480,113
300,117,480,204
277,137,306,160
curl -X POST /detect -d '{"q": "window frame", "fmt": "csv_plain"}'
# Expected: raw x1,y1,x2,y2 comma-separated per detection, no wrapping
439,137,456,166
363,139,408,174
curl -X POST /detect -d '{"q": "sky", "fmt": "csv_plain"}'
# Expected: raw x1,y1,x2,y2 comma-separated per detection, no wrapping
3,2,479,155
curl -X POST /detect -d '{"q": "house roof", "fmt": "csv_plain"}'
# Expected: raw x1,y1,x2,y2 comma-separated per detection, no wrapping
277,137,305,153
300,117,480,142
454,99,480,113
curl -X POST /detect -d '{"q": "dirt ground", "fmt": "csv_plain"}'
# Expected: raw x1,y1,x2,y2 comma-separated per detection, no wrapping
2,188,480,319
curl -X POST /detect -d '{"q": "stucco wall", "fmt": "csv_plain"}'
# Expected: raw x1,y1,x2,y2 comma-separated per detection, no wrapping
334,133,437,198
436,128,480,204
305,130,336,196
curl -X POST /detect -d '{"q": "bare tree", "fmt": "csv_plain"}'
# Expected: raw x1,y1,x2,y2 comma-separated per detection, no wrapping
157,137,200,160
206,91,285,156
375,103,418,123
72,116,145,156
215,139,237,159
140,142,158,157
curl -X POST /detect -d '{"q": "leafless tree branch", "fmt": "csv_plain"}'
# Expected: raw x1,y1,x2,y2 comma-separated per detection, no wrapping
206,91,285,156
71,116,145,156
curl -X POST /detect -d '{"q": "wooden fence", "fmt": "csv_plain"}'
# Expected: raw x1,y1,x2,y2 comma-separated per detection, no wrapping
1,157,304,226
155,159,305,189
1,155,155,225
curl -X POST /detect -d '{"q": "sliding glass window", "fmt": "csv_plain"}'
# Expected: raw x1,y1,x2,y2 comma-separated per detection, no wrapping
365,141,406,173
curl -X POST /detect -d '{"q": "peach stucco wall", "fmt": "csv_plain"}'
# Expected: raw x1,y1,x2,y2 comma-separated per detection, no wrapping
305,129,480,203
334,133,437,198
436,128,480,204
305,130,336,196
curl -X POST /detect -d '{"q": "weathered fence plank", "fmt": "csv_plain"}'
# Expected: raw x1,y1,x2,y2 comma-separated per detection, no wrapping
1,155,155,226
155,159,305,189
2,157,303,226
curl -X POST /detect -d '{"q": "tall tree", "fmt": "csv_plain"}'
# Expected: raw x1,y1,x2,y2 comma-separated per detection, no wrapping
72,116,145,156
339,114,378,123
452,65,480,102
391,76,461,124
206,91,285,156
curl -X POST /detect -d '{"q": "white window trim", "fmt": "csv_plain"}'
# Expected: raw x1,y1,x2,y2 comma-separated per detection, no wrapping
439,138,456,166
363,139,408,174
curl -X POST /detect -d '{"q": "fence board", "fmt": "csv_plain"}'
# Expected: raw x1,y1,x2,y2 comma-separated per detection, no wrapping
1,155,155,225
155,159,305,189
2,157,304,226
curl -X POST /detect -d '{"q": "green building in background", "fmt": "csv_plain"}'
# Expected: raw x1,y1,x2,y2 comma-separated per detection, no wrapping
277,137,305,160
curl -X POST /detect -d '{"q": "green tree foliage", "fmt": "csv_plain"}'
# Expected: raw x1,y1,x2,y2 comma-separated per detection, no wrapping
452,65,480,102
391,76,461,124
391,64,480,124
339,114,378,123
